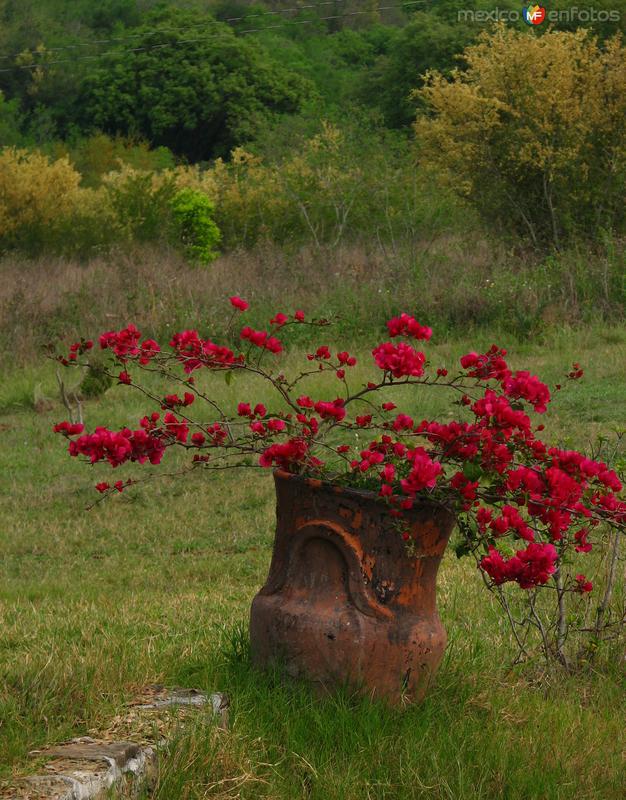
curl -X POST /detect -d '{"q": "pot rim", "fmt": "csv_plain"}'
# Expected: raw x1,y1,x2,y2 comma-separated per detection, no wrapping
273,468,455,520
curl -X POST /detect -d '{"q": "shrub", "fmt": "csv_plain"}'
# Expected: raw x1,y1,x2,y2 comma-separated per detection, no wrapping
79,358,113,399
168,188,221,265
210,122,464,250
0,148,83,248
54,300,626,666
68,134,176,187
416,27,626,248
101,165,177,244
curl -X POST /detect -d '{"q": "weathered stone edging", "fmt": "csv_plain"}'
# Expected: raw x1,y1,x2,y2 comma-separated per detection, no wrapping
2,688,229,800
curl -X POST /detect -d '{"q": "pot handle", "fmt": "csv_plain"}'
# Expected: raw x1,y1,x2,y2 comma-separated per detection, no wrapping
263,519,393,621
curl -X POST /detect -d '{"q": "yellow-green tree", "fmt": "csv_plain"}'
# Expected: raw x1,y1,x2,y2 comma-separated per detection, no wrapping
416,27,626,248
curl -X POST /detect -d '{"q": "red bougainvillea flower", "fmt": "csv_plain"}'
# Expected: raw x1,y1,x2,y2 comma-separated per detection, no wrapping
486,504,535,542
163,413,189,443
502,371,551,413
387,313,432,341
267,418,286,433
206,423,228,446
308,345,331,361
270,312,289,327
100,324,142,360
69,426,165,467
568,363,584,379
170,330,241,373
337,351,357,366
240,327,283,353
401,449,443,494
139,339,160,365
259,438,310,469
118,371,132,385
574,528,593,553
230,296,249,311
60,339,94,365
574,574,593,593
373,342,426,378
53,421,85,436
460,345,509,381
481,542,558,588
162,392,195,409
392,414,414,431
314,398,346,422
449,472,479,506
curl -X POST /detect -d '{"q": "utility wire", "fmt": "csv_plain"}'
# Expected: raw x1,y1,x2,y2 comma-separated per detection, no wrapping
0,0,352,60
0,1,425,71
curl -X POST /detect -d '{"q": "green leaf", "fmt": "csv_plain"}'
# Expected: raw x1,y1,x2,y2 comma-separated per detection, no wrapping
224,370,233,386
463,461,483,482
454,540,472,559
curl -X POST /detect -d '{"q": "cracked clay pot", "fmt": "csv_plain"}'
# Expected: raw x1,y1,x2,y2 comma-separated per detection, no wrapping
249,469,455,704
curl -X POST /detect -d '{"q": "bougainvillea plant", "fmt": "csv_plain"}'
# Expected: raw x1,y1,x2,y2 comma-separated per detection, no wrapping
54,297,625,665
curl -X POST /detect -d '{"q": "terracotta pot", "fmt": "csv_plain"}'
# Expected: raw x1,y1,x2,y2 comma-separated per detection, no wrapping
249,469,456,704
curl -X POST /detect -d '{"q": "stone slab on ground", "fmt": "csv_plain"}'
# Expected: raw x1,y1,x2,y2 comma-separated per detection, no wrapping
1,688,229,800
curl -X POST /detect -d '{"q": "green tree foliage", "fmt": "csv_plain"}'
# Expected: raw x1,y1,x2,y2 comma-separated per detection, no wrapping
416,27,626,248
79,358,113,399
67,134,176,187
0,91,23,146
363,13,475,127
80,8,312,161
169,188,221,264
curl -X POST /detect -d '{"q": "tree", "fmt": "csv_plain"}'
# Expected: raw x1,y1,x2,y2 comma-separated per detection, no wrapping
80,8,312,161
0,90,23,146
416,27,626,248
361,13,476,128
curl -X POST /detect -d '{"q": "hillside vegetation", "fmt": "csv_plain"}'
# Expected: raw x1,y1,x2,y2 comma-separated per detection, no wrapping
0,3,623,331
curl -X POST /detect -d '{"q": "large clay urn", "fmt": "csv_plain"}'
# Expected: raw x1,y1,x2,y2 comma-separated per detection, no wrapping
249,469,456,704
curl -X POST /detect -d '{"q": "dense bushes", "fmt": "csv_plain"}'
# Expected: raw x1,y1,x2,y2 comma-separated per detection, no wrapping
0,122,465,259
417,27,626,248
2,25,625,262
0,148,97,253
0,149,222,261
211,123,463,250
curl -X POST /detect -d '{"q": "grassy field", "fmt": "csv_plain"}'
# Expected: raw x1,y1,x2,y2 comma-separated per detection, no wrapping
0,326,625,799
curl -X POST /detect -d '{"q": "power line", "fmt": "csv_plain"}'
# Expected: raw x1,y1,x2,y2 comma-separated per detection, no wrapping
0,0,348,61
0,1,424,69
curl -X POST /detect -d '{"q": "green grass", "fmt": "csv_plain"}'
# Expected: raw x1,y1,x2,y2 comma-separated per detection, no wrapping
0,329,625,799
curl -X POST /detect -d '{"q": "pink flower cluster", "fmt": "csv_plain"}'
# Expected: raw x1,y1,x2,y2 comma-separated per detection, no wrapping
240,327,283,353
170,330,240,373
480,542,558,589
372,342,426,378
68,426,165,467
387,313,432,341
